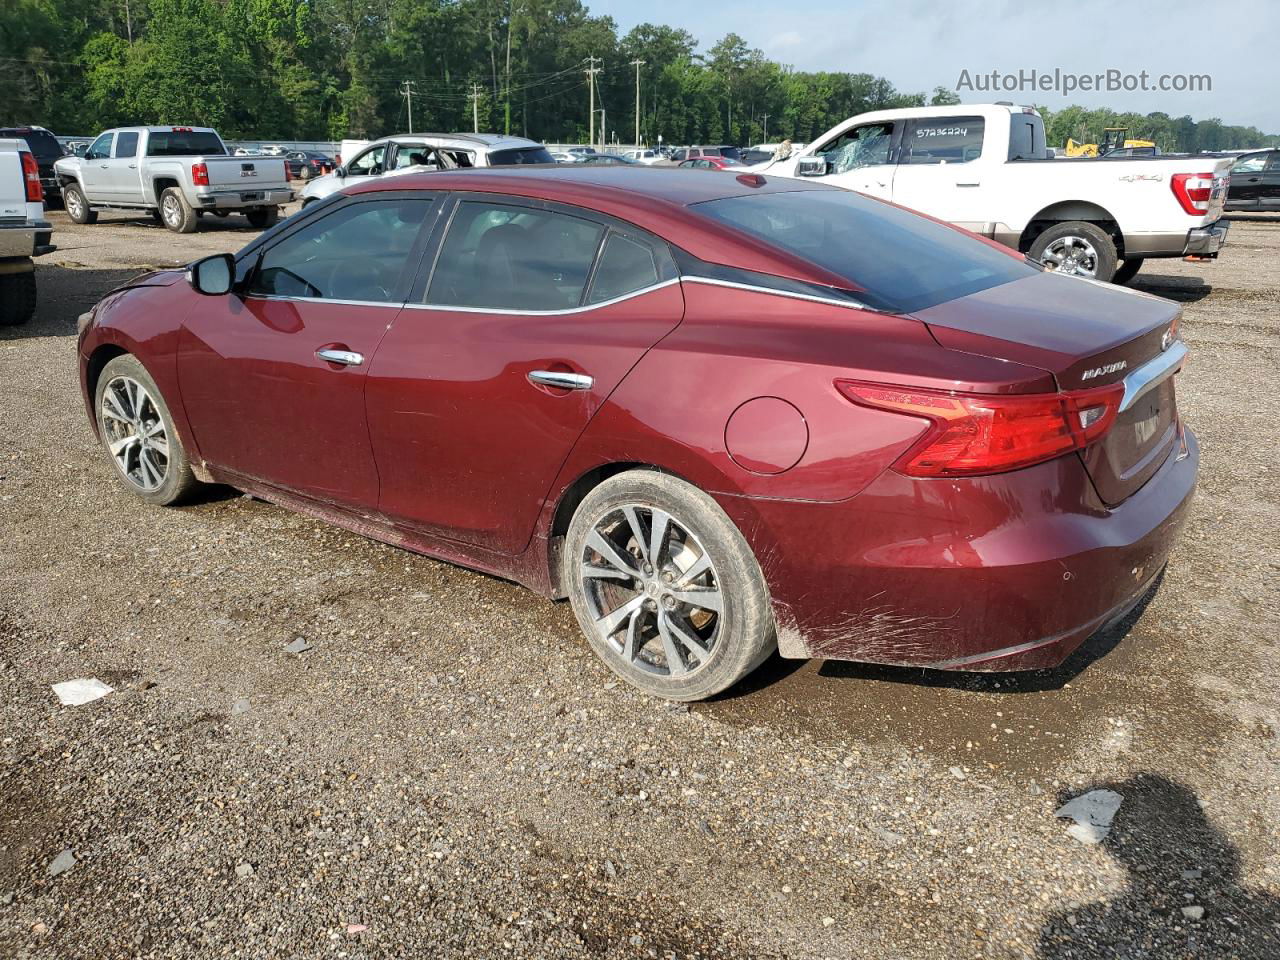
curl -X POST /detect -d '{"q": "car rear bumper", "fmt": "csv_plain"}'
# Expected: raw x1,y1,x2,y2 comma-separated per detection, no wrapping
0,220,54,258
1183,219,1229,257
718,427,1198,671
195,188,294,209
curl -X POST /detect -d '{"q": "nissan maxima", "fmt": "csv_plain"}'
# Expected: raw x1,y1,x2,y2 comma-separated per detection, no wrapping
77,167,1197,700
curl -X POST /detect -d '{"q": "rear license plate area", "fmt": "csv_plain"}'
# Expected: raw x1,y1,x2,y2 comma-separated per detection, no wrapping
240,192,262,202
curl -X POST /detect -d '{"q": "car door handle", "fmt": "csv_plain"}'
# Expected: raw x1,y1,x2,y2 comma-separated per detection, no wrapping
528,370,593,390
956,181,981,187
316,348,363,366
128,163,137,169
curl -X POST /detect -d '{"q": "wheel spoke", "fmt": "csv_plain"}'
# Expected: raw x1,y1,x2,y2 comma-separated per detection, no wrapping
144,418,165,438
648,509,671,569
149,437,170,459
663,611,711,662
139,449,161,488
656,614,687,676
103,391,131,423
587,530,639,578
621,506,650,564
582,563,634,582
621,608,642,662
109,434,138,457
675,551,713,588
595,594,646,638
670,588,722,614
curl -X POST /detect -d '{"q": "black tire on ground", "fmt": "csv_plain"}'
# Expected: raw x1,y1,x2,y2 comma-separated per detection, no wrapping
1028,221,1119,283
563,470,777,701
149,209,162,224
245,206,279,229
1112,258,1144,285
159,187,198,234
94,354,200,507
63,183,97,224
0,266,37,326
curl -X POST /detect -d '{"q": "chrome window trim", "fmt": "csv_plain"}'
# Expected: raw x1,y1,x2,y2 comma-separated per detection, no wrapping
245,294,404,309
1118,340,1188,412
679,275,870,311
403,277,681,315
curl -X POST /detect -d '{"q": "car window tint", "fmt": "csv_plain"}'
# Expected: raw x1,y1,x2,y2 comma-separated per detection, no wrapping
1232,154,1266,174
114,132,139,158
587,233,665,304
427,201,604,311
695,189,1038,313
248,198,432,303
86,133,113,161
902,117,984,164
1268,152,1280,172
146,131,225,156
348,145,386,175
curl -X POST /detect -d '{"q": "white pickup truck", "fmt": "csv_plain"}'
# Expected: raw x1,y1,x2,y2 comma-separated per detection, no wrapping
759,103,1232,284
54,126,293,233
0,137,55,325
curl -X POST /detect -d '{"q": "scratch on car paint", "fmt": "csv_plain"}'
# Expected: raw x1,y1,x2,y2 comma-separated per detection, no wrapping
804,594,959,662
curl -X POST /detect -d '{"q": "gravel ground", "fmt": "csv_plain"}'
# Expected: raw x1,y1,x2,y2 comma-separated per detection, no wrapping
2,207,1278,959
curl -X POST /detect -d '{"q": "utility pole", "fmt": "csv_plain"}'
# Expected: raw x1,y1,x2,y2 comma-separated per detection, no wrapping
469,82,483,133
761,113,770,144
584,56,602,150
630,59,645,148
399,80,417,133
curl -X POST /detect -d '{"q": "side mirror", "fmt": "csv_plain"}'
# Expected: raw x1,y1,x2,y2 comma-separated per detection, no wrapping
188,253,235,296
796,156,828,178
335,165,346,178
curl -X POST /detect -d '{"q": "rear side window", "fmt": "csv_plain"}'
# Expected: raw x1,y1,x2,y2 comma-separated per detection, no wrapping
114,132,139,158
694,189,1038,313
587,233,669,304
902,117,985,164
427,201,604,311
487,146,556,166
1269,152,1280,172
1007,115,1044,161
1232,153,1267,174
247,198,432,303
146,131,226,156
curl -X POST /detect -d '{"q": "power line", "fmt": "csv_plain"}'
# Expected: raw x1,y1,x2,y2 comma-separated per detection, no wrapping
399,80,417,133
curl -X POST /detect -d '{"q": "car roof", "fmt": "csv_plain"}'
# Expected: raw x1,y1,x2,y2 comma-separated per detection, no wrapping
347,165,849,288
370,132,542,151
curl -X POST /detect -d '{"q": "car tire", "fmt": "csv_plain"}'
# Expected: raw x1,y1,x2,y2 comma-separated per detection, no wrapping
298,166,313,181
246,207,279,229
94,354,200,507
0,266,37,326
563,470,776,701
159,187,198,234
1112,258,1144,285
1029,221,1118,282
64,183,97,225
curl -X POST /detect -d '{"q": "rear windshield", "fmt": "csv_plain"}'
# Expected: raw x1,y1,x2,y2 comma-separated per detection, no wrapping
145,131,226,157
488,146,556,166
719,146,742,161
694,189,1038,313
0,128,62,160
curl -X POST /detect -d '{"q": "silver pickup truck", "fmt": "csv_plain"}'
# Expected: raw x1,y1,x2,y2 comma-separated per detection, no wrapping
54,126,293,233
0,137,55,326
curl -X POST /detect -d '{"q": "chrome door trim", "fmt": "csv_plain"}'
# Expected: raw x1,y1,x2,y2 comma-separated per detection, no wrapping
1118,340,1187,412
678,275,871,312
401,277,681,316
528,370,594,390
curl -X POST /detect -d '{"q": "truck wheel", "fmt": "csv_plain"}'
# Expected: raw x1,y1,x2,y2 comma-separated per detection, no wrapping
246,207,279,229
1029,222,1118,282
1112,258,1144,285
0,265,37,326
160,187,198,234
64,183,97,225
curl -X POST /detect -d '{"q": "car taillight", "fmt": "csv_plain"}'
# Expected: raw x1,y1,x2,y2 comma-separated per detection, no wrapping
836,380,1125,477
192,162,210,186
283,161,292,181
1171,172,1214,215
19,150,42,202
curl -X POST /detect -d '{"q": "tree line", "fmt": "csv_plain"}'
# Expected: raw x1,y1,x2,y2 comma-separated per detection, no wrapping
3,0,1276,152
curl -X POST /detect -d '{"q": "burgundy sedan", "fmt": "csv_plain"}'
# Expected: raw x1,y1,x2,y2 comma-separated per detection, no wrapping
78,167,1196,700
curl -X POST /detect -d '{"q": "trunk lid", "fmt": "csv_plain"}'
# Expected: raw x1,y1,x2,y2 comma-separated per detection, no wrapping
200,155,290,190
914,271,1184,505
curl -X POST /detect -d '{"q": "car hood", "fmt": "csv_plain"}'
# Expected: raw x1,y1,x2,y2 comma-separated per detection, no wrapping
109,268,186,295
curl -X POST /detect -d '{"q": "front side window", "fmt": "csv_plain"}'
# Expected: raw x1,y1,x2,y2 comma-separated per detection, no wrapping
902,117,985,164
816,122,896,174
1232,153,1267,174
247,198,432,303
86,133,113,161
694,189,1038,313
394,146,439,170
427,201,604,311
347,145,387,176
114,132,139,158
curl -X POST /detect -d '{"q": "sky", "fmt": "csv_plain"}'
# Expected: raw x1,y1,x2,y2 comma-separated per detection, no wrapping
587,0,1279,134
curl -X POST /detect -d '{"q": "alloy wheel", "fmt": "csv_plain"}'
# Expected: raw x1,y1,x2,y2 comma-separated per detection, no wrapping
67,190,83,220
1040,235,1099,277
100,375,169,491
162,194,181,228
579,504,722,678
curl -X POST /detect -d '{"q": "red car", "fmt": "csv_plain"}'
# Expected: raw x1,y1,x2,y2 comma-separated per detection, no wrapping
678,156,745,171
78,167,1196,700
